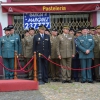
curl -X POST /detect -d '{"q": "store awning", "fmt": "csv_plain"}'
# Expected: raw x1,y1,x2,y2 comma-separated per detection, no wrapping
1,1,100,13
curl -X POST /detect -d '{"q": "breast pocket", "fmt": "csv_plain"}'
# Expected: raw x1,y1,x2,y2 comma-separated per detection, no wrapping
10,40,15,44
1,40,5,44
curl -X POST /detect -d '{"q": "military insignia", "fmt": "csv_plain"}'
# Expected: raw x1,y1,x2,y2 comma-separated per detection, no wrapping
2,39,5,43
60,36,63,40
45,39,48,41
80,40,84,41
38,38,40,41
38,42,40,44
68,38,72,40
10,40,14,41
88,39,92,41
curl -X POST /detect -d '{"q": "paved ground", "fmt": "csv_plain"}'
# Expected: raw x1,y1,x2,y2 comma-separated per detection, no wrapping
0,90,45,100
0,82,100,100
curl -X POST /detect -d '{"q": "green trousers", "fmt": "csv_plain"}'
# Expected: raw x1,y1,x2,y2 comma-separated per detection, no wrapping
3,58,14,79
80,59,92,81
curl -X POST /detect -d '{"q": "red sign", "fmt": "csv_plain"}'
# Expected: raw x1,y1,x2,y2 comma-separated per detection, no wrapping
2,4,100,13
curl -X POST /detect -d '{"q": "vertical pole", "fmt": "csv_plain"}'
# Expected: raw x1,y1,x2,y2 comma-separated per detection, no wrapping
38,53,44,85
14,51,17,79
33,52,37,81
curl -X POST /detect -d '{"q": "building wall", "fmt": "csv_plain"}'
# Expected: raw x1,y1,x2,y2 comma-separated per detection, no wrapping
97,11,100,25
0,0,8,36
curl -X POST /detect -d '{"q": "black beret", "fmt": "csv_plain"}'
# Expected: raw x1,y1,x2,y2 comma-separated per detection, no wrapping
51,28,57,31
29,27,34,30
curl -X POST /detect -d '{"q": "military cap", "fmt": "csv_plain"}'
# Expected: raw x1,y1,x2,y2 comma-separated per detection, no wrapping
51,28,57,31
63,25,70,30
81,27,88,30
95,25,100,30
76,29,81,33
89,27,95,31
3,27,11,31
7,25,14,29
45,28,50,32
38,25,46,30
24,30,29,33
69,27,75,32
29,27,34,30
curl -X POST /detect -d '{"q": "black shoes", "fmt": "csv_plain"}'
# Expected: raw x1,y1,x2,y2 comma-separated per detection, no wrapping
62,80,72,83
88,80,94,83
52,79,60,82
81,81,86,83
62,80,67,83
81,80,93,83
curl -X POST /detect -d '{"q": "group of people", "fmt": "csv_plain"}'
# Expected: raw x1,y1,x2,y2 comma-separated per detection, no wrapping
0,24,100,84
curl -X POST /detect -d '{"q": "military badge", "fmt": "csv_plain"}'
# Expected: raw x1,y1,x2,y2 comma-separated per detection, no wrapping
88,39,92,41
60,36,63,40
38,38,40,41
45,39,48,41
68,38,72,40
38,42,40,44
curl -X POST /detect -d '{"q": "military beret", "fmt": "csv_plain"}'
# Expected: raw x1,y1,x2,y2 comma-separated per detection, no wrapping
63,25,70,30
29,27,34,30
3,27,11,31
24,30,29,33
81,27,88,30
95,25,100,30
69,27,75,32
45,28,49,32
38,25,46,30
7,25,14,29
76,29,82,33
89,27,95,31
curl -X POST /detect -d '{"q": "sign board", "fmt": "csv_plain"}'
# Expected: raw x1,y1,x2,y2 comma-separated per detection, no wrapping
23,13,51,29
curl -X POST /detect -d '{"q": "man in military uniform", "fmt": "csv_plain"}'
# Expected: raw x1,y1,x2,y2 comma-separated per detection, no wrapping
33,25,51,84
45,28,51,36
76,27,94,83
0,27,17,79
7,25,21,55
72,30,81,82
89,27,95,36
57,25,75,83
23,28,34,80
93,25,100,81
50,28,60,82
69,28,75,36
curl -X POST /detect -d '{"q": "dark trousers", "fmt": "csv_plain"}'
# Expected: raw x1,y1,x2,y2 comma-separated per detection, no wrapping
38,58,48,82
91,59,95,80
72,58,80,81
3,58,14,79
94,58,100,80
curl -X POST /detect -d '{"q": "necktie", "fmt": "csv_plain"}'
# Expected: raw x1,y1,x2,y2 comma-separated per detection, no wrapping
42,34,44,38
41,34,44,38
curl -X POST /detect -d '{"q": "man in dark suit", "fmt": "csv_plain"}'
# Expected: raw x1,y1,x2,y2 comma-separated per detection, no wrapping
33,25,51,84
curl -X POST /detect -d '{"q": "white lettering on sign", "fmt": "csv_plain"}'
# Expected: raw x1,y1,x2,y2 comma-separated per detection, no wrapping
23,13,51,29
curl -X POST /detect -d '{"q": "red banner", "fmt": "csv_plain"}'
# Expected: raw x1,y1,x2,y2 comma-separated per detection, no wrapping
2,4,100,13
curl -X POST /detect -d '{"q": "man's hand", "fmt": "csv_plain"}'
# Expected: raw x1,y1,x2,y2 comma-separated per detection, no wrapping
86,50,90,54
0,56,2,58
72,55,75,58
48,56,51,59
58,55,61,59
